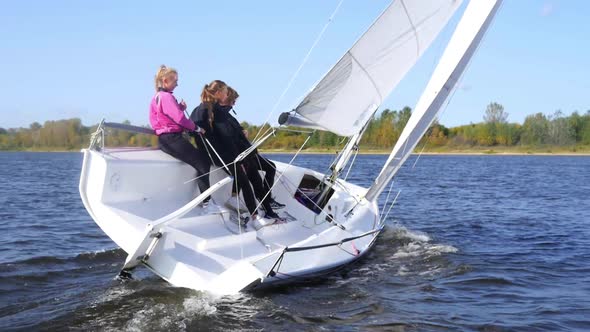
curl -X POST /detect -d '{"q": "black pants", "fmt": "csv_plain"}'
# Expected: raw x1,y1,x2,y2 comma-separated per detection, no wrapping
239,154,276,200
222,159,274,216
253,155,276,196
225,162,259,215
244,160,274,213
158,133,211,195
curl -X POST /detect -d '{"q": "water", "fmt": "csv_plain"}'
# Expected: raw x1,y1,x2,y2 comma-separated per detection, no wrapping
1,152,589,331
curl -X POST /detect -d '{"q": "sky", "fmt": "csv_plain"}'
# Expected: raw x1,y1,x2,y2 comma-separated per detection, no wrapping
0,0,588,130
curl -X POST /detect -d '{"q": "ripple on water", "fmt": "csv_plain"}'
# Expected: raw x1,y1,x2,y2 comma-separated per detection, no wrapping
2,153,590,331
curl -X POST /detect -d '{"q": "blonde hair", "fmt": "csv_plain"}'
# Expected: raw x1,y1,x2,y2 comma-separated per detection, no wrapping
154,65,178,91
226,86,239,105
201,80,228,130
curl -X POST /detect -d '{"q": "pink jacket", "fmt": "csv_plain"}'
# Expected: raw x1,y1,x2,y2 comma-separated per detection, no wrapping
149,91,195,135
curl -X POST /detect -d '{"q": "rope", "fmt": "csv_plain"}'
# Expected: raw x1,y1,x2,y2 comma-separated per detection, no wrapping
259,156,351,230
253,0,346,142
254,155,274,195
381,189,401,226
380,180,395,217
203,136,232,174
343,145,359,181
251,135,313,215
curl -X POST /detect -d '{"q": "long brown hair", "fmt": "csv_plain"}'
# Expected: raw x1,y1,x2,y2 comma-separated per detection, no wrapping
201,80,227,130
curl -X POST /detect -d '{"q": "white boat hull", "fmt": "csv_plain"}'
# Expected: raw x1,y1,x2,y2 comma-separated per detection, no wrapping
79,148,382,295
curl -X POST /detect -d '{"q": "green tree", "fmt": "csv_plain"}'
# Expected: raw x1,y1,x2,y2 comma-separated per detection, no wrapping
547,110,575,146
521,113,549,146
483,102,508,124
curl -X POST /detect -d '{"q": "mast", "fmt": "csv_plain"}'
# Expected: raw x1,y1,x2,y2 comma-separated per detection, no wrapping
365,0,503,202
315,110,375,207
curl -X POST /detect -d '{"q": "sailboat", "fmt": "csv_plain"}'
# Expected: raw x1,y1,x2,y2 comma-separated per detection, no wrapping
79,0,502,295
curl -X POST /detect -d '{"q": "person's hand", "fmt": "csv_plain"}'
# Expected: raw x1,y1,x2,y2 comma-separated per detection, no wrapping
195,126,206,135
242,130,248,138
179,99,187,111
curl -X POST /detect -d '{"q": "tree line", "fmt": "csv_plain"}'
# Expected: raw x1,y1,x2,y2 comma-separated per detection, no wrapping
1,102,590,152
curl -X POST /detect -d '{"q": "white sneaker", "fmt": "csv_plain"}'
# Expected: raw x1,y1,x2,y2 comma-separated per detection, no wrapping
199,200,221,214
225,196,249,212
230,212,250,227
251,215,277,230
204,202,222,214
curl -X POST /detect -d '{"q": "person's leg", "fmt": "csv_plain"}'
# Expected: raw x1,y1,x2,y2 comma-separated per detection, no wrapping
228,163,258,215
158,133,211,195
244,161,275,215
254,155,285,208
256,155,276,194
192,148,211,194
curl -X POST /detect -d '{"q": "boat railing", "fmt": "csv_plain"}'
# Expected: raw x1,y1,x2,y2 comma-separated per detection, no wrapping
89,119,156,151
120,176,233,272
104,121,156,135
259,226,383,278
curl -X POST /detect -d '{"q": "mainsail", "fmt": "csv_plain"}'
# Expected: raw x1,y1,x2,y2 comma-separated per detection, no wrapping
281,0,463,136
365,0,503,201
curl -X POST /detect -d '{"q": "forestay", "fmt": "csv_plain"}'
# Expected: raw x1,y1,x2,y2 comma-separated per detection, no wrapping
365,0,503,201
288,0,463,136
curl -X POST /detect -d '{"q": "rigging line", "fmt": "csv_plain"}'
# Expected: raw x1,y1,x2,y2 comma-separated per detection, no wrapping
327,134,352,177
270,162,353,229
381,189,401,225
162,166,233,197
253,0,346,142
251,135,313,214
233,162,245,259
331,180,360,203
343,144,359,180
197,133,217,167
255,154,274,193
182,167,225,185
204,137,233,174
237,129,275,162
142,167,229,201
257,154,293,197
380,180,395,216
254,133,351,222
412,128,431,169
233,163,243,220
336,179,363,204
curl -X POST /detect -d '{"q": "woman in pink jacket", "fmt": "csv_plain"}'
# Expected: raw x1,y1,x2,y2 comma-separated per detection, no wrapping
149,65,211,203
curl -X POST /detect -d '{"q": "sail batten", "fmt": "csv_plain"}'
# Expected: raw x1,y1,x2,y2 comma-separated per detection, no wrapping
288,0,464,137
365,0,503,202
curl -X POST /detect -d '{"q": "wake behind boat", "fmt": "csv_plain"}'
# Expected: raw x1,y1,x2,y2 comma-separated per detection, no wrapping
79,0,502,295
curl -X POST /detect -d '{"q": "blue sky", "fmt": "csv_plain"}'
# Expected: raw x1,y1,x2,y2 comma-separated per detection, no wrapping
0,1,588,130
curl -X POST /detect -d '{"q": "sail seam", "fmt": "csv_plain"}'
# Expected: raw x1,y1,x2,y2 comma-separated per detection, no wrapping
348,51,383,104
399,0,421,57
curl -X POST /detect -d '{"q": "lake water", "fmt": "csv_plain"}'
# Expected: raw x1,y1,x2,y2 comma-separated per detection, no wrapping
1,152,589,331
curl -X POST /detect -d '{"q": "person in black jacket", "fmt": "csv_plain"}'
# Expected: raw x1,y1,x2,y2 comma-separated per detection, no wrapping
220,87,285,209
190,80,280,227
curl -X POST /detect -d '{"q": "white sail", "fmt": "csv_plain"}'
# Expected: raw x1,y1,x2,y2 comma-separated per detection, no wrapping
365,0,503,202
289,0,463,136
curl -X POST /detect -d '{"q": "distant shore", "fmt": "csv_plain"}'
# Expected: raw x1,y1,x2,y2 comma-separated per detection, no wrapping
260,151,590,156
2,148,590,156
260,148,590,156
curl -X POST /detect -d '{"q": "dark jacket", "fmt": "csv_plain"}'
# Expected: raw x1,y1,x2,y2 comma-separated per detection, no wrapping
218,105,254,154
190,103,245,165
